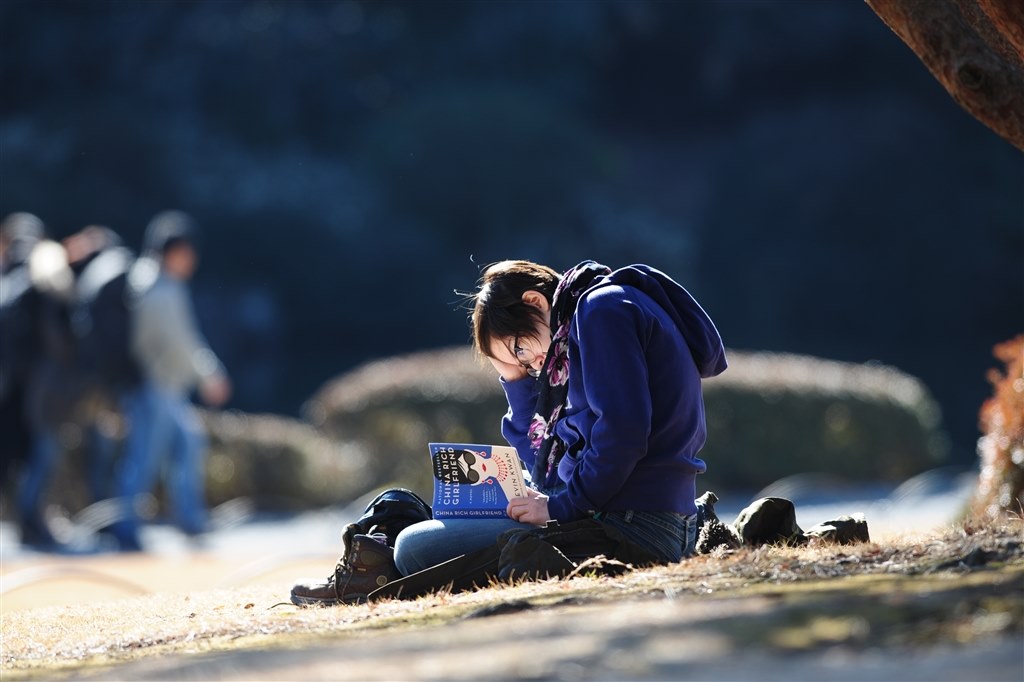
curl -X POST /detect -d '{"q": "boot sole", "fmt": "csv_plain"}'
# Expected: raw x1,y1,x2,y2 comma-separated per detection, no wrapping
290,592,339,607
290,591,369,607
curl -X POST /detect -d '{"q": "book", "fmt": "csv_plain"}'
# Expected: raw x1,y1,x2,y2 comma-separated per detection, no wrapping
429,442,528,518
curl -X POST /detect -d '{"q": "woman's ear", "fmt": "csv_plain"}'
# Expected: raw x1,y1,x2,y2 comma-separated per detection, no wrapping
521,290,550,314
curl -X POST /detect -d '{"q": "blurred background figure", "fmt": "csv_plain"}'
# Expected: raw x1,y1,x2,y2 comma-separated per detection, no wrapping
65,225,142,502
0,212,78,548
0,212,45,491
109,211,231,551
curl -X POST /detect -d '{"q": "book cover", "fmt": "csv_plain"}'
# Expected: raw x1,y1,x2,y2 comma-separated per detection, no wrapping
429,442,528,518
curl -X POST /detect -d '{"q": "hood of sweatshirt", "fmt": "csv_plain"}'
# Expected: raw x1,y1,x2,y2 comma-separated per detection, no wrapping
586,264,728,379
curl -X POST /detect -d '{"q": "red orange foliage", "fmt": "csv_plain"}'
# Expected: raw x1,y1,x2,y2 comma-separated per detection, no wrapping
972,334,1024,520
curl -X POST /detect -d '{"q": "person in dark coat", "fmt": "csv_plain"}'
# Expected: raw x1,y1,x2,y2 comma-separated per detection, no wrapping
1,212,79,547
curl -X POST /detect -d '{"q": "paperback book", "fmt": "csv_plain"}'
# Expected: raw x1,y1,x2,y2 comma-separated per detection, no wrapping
429,442,528,518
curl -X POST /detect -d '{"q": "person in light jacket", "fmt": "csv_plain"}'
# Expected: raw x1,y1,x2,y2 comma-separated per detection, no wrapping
110,211,231,551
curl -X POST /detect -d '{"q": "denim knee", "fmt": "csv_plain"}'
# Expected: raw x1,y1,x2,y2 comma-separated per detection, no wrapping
393,521,441,575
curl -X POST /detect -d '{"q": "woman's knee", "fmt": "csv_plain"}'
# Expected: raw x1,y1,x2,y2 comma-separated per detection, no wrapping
393,520,447,575
393,517,527,576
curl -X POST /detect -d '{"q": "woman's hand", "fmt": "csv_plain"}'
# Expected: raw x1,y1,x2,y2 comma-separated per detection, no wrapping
507,492,550,525
487,355,530,383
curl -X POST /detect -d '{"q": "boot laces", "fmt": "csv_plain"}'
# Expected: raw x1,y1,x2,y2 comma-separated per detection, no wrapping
328,524,362,587
330,552,352,583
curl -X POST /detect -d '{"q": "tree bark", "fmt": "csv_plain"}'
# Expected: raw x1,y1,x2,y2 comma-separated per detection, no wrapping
865,0,1024,152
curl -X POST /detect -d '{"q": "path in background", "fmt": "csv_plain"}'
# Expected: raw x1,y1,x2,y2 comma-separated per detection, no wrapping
0,468,979,612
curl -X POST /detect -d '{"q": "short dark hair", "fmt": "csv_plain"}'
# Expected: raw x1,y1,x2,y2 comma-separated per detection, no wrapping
1,212,45,265
471,260,560,359
143,210,199,256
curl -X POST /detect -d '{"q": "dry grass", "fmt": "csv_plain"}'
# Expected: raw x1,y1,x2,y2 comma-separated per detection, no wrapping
2,519,1022,680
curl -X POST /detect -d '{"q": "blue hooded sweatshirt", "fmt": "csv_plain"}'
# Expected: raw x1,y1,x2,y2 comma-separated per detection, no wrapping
500,264,727,522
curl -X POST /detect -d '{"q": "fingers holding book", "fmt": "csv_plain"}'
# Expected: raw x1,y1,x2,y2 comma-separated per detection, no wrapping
507,493,550,525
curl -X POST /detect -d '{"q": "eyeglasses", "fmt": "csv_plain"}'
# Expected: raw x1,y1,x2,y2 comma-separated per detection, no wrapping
513,336,543,378
457,450,480,483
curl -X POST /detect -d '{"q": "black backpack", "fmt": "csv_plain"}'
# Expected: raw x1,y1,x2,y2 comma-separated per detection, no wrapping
342,488,433,549
71,246,142,392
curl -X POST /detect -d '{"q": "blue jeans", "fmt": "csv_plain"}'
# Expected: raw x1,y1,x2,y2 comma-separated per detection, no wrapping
393,508,698,576
394,516,531,575
596,510,697,563
16,429,60,533
17,420,126,539
112,382,207,544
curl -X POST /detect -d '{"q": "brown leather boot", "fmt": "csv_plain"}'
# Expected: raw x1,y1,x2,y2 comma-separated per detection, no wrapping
290,533,400,606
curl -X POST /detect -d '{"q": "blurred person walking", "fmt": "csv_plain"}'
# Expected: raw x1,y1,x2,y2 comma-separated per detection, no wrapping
109,211,231,551
66,225,142,398
0,213,46,493
0,213,79,547
65,225,143,502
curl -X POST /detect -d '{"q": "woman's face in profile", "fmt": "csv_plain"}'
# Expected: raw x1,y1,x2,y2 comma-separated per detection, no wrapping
489,320,551,379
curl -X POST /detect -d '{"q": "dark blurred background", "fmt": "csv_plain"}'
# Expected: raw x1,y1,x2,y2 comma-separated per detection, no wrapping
1,0,1021,467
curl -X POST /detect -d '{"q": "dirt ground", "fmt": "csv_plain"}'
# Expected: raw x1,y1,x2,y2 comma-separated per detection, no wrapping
2,520,1022,682
77,594,1024,682
1,551,336,613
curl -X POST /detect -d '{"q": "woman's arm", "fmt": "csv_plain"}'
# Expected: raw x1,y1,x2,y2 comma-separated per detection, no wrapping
546,289,652,521
498,374,540,471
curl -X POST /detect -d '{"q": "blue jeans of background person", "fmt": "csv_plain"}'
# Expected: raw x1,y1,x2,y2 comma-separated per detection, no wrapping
16,423,134,548
393,508,698,576
112,381,207,547
16,428,60,545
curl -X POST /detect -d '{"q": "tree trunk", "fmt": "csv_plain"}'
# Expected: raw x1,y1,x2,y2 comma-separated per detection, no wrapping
865,0,1024,152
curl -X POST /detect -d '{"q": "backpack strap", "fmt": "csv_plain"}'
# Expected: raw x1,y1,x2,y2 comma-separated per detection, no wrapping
367,543,502,602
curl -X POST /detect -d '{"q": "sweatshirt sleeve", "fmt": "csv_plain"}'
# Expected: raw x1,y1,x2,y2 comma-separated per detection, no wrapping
499,376,540,473
546,288,652,522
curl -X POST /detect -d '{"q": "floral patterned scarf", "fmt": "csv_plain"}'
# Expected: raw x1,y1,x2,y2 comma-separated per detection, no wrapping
528,260,612,490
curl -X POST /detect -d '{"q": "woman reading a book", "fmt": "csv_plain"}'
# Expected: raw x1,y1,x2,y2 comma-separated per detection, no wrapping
394,259,727,574
291,259,727,605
